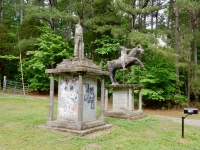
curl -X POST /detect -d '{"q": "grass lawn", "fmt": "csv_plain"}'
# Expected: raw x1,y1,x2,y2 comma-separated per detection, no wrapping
0,94,200,150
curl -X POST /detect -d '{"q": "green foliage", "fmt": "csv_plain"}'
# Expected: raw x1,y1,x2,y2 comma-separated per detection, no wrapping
126,49,186,105
190,77,200,97
0,25,17,79
0,55,19,60
23,27,73,92
0,25,12,55
128,32,157,47
18,19,43,40
92,35,126,61
24,4,78,23
115,0,159,16
85,0,121,36
93,36,120,55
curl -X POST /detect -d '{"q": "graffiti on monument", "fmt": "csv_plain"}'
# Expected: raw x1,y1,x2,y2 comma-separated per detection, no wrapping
58,77,78,119
83,83,95,109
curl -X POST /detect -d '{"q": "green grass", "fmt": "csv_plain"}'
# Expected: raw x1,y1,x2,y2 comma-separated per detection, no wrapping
0,94,200,150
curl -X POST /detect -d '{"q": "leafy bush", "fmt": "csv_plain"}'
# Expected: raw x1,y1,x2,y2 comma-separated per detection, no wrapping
23,27,73,92
126,49,187,107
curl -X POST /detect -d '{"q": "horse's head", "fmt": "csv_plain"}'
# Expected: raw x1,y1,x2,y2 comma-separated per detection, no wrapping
127,45,144,57
136,45,144,55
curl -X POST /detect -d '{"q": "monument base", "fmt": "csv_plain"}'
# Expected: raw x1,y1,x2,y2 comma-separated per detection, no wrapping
37,123,113,136
105,110,147,120
44,58,110,135
44,119,107,130
105,84,146,120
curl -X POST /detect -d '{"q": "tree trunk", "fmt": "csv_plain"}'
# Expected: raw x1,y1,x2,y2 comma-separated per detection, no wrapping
49,0,57,30
131,0,136,31
91,49,94,61
175,3,180,94
187,66,190,106
20,0,24,24
193,16,198,102
66,0,72,40
0,0,3,25
151,0,154,30
168,0,174,47
66,21,72,40
155,0,160,29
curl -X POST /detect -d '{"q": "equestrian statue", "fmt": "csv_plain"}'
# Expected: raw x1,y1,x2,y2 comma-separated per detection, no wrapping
106,45,146,85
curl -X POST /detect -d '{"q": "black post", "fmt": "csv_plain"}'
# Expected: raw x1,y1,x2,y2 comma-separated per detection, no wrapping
182,116,184,138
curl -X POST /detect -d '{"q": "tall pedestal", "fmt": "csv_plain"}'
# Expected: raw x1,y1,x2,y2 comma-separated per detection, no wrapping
39,58,112,135
105,84,146,120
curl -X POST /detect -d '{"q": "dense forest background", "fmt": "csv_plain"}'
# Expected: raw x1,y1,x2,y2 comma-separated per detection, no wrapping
0,0,200,108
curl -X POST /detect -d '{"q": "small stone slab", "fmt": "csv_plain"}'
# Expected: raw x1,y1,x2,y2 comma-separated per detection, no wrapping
37,124,113,136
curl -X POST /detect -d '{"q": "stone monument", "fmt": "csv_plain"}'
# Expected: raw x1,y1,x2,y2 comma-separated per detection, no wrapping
39,22,112,135
105,46,146,120
74,22,84,58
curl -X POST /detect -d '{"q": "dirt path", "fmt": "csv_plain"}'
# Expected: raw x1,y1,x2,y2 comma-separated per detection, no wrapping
149,115,200,127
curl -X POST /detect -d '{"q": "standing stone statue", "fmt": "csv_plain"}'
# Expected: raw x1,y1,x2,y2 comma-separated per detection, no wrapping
74,22,84,58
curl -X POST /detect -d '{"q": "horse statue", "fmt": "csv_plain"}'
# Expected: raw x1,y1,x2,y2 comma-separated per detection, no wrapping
106,45,146,85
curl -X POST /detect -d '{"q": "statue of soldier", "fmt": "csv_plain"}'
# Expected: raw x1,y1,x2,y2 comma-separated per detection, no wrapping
74,22,84,58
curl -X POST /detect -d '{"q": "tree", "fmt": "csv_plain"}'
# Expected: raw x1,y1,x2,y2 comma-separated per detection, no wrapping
92,35,126,62
24,1,78,31
115,0,159,31
175,2,179,93
23,27,73,92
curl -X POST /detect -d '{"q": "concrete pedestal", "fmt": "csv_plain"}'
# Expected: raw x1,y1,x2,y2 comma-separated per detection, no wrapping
105,84,146,120
39,58,112,135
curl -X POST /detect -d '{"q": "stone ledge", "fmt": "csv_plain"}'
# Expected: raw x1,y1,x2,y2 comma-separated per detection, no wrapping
105,84,143,88
37,124,113,136
105,111,147,120
45,58,109,76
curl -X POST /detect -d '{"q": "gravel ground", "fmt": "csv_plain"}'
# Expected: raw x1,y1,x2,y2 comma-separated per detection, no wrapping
149,115,200,127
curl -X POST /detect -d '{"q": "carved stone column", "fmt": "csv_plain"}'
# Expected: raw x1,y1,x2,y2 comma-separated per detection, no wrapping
105,88,108,111
100,76,105,121
128,87,133,111
77,72,83,130
47,74,54,121
138,87,142,111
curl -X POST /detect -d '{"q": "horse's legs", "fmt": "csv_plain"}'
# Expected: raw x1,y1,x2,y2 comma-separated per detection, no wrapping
126,57,146,70
107,62,115,84
113,70,118,84
108,69,115,84
133,58,146,70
